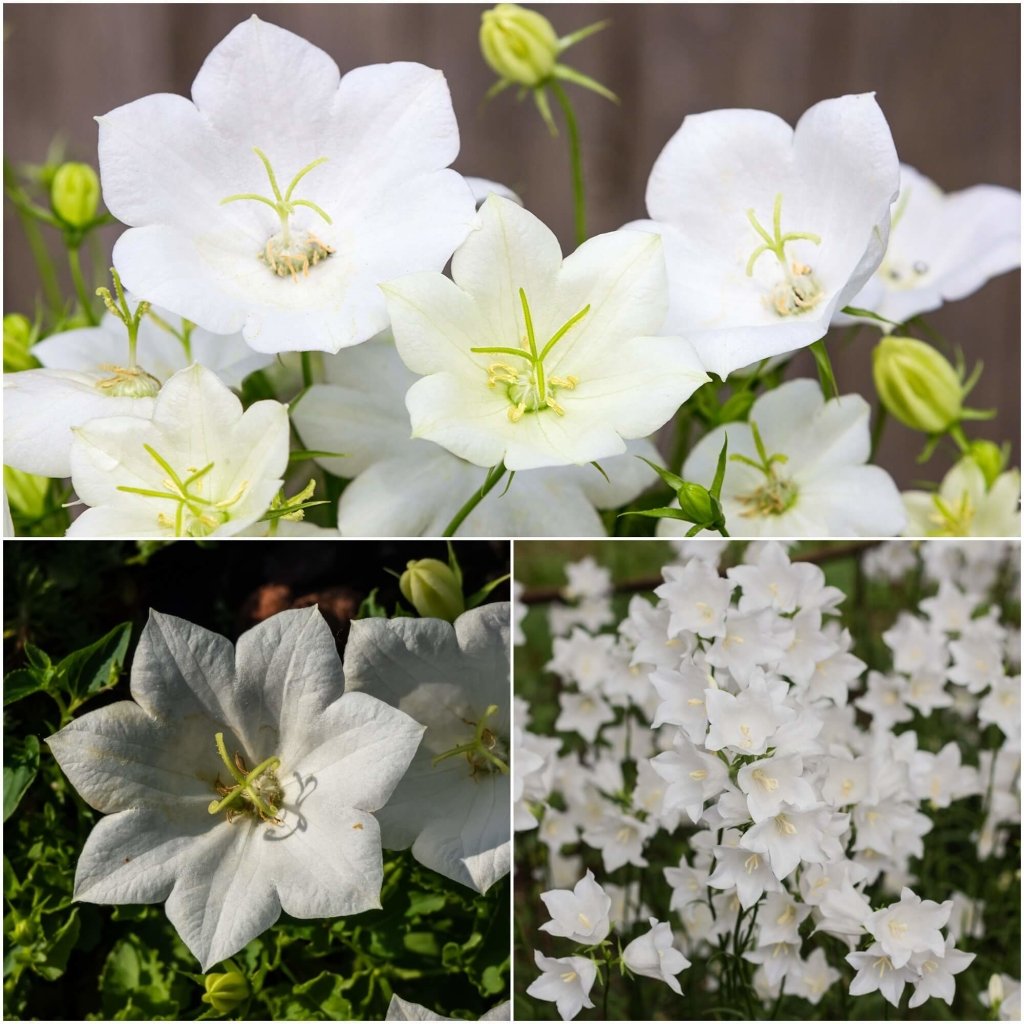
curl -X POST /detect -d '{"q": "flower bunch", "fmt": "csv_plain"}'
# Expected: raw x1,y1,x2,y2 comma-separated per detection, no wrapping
4,8,1018,538
515,540,1020,1019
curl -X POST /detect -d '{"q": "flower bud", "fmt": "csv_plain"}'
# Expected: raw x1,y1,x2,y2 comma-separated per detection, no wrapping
201,969,250,1014
50,162,100,228
676,482,724,531
988,973,1005,1012
480,4,559,87
3,313,35,372
872,336,963,434
965,440,1008,489
400,558,465,622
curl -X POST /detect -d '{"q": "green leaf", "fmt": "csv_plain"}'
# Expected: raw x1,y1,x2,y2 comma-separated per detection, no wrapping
406,892,448,917
478,964,506,996
634,455,686,492
356,588,389,619
287,448,347,463
3,735,40,822
34,908,79,981
619,506,697,522
3,667,45,707
99,937,177,1019
809,338,839,398
23,643,51,673
57,621,132,702
403,931,440,957
293,971,354,1020
466,574,511,610
709,436,729,499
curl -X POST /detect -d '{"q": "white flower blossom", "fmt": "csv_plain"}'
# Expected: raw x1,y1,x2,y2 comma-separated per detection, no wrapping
47,608,423,970
539,869,612,944
526,952,597,1021
382,194,708,470
621,918,691,994
903,457,1021,537
100,16,475,354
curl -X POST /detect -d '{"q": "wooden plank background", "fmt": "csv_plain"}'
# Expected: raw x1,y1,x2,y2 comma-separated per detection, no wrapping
4,3,1020,486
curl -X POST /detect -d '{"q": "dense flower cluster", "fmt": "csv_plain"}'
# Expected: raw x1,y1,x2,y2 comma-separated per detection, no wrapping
4,11,1019,537
515,541,1020,1019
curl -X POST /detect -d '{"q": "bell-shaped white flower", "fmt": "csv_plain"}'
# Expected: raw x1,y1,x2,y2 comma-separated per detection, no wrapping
291,334,658,535
46,607,424,971
67,364,289,538
903,457,1021,537
621,918,691,994
845,164,1020,326
629,94,899,377
99,16,475,354
867,887,952,968
4,308,270,479
382,195,708,470
343,604,510,893
526,952,597,1021
661,379,906,537
539,869,612,944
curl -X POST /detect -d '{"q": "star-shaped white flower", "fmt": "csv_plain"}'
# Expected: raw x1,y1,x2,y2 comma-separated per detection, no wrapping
844,163,1020,326
539,869,612,944
382,194,708,470
660,379,906,537
47,607,424,971
903,457,1021,537
629,93,899,377
4,308,270,479
67,364,289,538
343,604,510,893
291,334,659,535
99,16,475,354
526,952,597,1021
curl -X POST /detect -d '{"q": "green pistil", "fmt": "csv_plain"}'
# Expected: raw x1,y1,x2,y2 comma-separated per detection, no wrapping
745,193,821,277
731,419,798,518
207,731,282,823
95,267,150,369
471,288,589,421
221,147,332,244
116,444,247,538
432,704,509,777
929,491,974,536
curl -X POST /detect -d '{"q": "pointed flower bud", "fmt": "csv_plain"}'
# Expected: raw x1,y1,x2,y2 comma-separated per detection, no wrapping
480,4,559,87
400,558,465,622
872,336,964,434
201,968,250,1014
50,162,100,229
676,482,722,528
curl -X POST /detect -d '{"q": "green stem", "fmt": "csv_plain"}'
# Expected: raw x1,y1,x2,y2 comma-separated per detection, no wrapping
67,245,98,325
549,81,586,245
4,160,63,317
442,463,507,537
300,351,314,389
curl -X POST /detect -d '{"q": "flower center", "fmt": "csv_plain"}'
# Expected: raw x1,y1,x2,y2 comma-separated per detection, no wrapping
95,363,161,398
221,148,335,281
732,420,798,518
746,193,823,316
432,703,509,779
471,287,589,422
927,491,975,536
116,443,248,538
207,732,283,826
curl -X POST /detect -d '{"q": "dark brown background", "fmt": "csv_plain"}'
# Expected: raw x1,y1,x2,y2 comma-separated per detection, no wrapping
4,3,1020,485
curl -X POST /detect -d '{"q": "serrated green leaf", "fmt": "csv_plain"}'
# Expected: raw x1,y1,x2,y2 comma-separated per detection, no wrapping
3,735,40,822
57,621,132,702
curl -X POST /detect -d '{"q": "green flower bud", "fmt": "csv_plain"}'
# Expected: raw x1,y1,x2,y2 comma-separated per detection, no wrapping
400,558,465,622
480,4,559,87
3,467,49,521
872,336,964,434
3,313,36,372
965,440,1009,489
676,482,725,531
201,969,250,1014
50,162,100,228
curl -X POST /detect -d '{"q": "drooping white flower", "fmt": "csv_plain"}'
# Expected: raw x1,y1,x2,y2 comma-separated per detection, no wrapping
46,608,424,971
386,995,511,1021
539,869,612,944
660,379,906,537
67,364,289,538
621,918,691,994
903,457,1021,537
4,309,271,479
526,952,597,1021
845,164,1021,326
629,94,899,377
382,194,708,470
342,605,510,893
290,335,658,536
99,16,475,354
